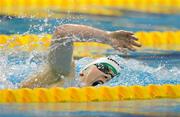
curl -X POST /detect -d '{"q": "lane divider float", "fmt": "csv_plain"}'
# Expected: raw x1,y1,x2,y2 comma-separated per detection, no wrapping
0,84,179,103
0,31,180,58
0,0,180,18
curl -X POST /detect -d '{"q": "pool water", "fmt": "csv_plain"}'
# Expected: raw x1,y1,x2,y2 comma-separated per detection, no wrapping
0,10,180,116
1,11,180,53
0,11,180,88
0,99,180,117
0,46,180,89
1,11,180,34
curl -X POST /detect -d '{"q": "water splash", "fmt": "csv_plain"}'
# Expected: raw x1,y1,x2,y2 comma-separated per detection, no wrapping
104,55,180,86
0,49,180,89
0,50,46,89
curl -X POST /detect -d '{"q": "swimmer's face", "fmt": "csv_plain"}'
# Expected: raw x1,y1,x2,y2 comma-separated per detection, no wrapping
79,64,115,87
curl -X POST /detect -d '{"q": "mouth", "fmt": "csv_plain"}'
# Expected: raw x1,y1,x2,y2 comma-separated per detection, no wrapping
92,80,103,86
77,80,103,87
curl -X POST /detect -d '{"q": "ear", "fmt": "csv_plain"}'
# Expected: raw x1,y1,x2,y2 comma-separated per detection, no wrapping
79,73,84,76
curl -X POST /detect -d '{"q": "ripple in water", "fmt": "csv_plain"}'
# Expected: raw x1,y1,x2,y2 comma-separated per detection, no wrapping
0,51,46,89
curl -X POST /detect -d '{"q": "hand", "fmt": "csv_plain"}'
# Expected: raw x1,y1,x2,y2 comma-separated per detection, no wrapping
107,30,141,53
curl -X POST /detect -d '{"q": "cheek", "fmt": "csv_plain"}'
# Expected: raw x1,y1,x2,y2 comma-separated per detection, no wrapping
79,66,99,82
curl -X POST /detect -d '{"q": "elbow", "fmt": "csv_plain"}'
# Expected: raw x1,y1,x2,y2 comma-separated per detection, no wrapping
55,24,73,33
53,24,72,38
57,24,77,29
54,24,70,38
54,24,79,38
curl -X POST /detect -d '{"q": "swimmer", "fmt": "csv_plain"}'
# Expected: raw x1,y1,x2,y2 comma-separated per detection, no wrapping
20,24,141,88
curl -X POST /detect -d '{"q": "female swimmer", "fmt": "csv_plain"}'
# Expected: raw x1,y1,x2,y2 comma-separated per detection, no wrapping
20,24,141,88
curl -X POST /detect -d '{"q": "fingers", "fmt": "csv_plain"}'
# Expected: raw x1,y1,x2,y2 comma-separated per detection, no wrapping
127,35,141,47
124,40,141,51
113,44,134,53
115,30,134,36
122,31,134,35
128,35,138,40
130,40,142,47
118,31,138,41
125,45,136,51
119,43,138,51
110,30,142,52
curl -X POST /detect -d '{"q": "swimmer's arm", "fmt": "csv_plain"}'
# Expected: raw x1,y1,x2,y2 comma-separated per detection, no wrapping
19,65,62,88
48,24,111,79
48,24,110,79
54,24,141,51
54,24,110,44
46,24,110,86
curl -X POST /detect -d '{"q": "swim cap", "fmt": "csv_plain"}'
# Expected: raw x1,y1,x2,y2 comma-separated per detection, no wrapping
81,57,123,75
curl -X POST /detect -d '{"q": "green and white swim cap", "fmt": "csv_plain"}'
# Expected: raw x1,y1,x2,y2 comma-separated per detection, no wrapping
81,57,123,75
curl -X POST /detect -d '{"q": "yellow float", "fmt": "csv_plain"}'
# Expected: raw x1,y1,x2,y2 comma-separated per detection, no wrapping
0,85,179,103
0,0,180,18
0,31,180,58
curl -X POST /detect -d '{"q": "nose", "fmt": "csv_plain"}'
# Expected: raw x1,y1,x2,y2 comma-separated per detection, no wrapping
92,80,103,86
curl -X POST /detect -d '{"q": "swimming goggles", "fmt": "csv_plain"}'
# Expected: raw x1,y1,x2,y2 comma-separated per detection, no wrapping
91,63,116,86
94,63,116,79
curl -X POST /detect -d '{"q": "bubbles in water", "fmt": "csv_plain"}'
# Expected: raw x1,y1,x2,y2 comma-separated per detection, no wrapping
0,49,180,89
0,49,47,89
104,55,180,86
0,53,16,89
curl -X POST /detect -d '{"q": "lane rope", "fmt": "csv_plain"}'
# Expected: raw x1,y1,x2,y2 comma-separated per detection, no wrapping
0,85,179,103
0,31,180,57
0,0,179,18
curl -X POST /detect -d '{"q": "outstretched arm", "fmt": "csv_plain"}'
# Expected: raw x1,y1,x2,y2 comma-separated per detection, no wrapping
54,24,141,50
53,24,109,43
